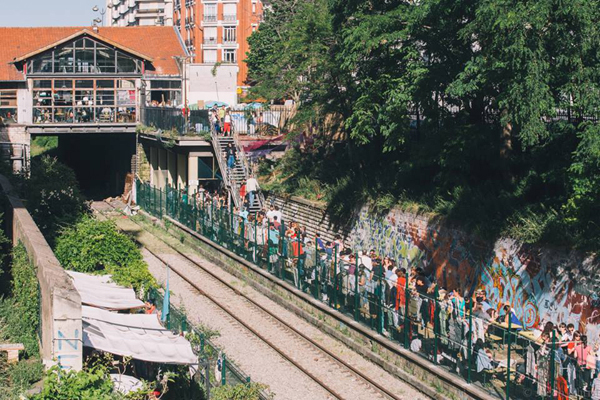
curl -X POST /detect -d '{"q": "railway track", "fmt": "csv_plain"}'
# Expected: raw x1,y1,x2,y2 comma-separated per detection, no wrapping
94,200,429,400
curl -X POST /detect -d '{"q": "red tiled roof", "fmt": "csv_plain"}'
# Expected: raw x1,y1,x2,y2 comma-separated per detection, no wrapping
0,26,185,81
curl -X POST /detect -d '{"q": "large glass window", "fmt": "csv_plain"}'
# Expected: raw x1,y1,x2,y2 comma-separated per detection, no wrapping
146,80,182,107
26,37,143,75
223,26,237,44
223,3,237,21
32,78,137,124
223,49,236,64
0,90,18,125
204,3,217,21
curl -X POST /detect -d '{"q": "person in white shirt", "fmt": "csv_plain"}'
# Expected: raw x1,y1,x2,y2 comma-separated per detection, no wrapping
266,205,276,223
272,206,283,225
246,176,259,208
359,251,373,271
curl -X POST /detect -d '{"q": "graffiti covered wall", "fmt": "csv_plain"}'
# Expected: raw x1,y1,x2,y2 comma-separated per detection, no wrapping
350,208,600,334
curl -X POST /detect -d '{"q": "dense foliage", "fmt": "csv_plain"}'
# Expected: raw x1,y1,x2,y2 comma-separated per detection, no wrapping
0,244,40,357
0,244,44,398
54,217,157,293
211,382,266,400
31,365,119,400
23,156,86,244
248,0,600,249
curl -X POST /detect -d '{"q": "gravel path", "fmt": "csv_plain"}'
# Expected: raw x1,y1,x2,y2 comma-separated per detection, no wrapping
95,202,431,400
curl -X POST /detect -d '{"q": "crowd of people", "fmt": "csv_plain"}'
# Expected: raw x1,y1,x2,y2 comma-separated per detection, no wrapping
209,106,233,136
154,182,600,399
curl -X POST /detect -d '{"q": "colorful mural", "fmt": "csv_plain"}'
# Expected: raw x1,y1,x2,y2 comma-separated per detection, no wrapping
350,208,600,336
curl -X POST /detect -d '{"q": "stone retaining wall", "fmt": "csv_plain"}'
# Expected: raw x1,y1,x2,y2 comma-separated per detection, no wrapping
0,174,82,370
266,193,600,338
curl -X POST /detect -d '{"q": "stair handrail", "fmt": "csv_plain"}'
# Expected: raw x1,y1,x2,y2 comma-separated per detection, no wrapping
210,122,243,210
232,131,265,211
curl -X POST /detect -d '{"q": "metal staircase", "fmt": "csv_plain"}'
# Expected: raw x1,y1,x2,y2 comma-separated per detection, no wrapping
211,130,264,213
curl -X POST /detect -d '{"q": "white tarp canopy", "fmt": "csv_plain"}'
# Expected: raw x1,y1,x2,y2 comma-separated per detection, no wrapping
67,271,145,311
82,306,198,365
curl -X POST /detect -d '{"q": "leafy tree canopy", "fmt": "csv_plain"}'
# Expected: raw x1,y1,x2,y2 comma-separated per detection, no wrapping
248,0,600,250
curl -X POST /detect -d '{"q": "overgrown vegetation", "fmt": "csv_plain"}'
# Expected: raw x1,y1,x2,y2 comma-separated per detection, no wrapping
248,0,600,250
0,245,40,357
0,244,44,398
211,382,267,400
54,216,157,293
31,365,117,400
30,136,58,158
21,156,87,245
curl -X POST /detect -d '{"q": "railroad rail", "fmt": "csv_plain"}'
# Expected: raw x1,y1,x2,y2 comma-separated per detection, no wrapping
95,200,422,400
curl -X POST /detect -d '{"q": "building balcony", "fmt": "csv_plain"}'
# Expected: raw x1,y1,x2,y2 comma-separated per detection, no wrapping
203,14,217,22
223,39,237,45
223,14,237,22
203,38,217,45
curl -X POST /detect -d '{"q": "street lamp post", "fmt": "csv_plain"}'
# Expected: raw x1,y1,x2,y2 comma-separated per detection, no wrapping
92,4,113,26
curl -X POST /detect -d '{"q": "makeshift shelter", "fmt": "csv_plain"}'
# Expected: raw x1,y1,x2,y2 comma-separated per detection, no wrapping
67,271,145,311
82,306,197,365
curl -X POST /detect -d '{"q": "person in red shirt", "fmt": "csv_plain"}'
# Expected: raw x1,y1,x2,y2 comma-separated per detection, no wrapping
239,183,247,203
396,268,407,314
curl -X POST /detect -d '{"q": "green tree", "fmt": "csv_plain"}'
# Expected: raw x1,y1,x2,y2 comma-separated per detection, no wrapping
54,217,157,292
248,0,600,249
24,156,86,243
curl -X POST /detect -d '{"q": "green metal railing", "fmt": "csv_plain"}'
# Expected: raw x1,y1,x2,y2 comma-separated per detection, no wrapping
138,181,577,400
146,287,266,399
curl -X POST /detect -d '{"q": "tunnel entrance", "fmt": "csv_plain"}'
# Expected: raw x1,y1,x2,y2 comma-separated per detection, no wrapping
35,133,136,200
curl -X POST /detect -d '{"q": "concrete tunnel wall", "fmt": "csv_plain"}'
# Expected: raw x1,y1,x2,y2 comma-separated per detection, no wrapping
0,174,82,371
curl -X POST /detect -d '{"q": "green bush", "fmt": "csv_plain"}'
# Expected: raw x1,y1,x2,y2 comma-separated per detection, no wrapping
54,216,156,293
32,365,118,400
23,156,86,244
0,244,40,357
211,383,266,400
6,359,43,393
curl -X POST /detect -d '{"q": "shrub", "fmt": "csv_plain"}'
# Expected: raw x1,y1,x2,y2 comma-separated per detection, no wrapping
211,382,267,400
0,244,40,357
23,156,86,243
31,365,118,400
54,216,156,293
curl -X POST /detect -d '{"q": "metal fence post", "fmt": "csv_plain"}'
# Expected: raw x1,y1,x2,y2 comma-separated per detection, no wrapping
254,218,257,263
550,329,556,400
333,248,338,308
506,317,512,399
377,271,383,335
221,354,227,386
354,253,359,321
433,286,439,364
467,300,473,383
404,270,410,349
314,240,320,300
297,235,301,290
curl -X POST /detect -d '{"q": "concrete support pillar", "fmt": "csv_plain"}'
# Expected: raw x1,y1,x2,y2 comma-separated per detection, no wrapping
188,155,198,195
149,146,158,187
177,153,187,190
167,150,176,186
158,148,167,189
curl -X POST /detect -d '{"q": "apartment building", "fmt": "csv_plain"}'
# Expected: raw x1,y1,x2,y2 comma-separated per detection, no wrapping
174,0,263,90
106,0,174,27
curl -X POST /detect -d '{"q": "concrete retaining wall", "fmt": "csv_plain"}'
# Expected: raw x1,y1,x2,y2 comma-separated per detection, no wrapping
0,174,82,370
